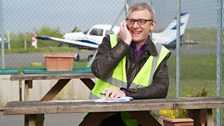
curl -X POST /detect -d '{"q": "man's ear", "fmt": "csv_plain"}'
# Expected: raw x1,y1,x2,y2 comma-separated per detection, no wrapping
150,20,157,30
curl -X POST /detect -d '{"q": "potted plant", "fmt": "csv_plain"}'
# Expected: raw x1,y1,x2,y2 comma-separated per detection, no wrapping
159,109,194,126
159,88,208,126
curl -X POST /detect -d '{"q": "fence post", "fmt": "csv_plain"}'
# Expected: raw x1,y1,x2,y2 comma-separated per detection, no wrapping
216,0,223,125
176,0,181,97
0,0,5,68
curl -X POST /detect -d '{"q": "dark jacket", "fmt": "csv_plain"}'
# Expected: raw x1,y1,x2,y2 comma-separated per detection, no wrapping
91,35,171,99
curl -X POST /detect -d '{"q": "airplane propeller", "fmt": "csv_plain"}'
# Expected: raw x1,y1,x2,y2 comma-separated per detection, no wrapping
72,27,77,32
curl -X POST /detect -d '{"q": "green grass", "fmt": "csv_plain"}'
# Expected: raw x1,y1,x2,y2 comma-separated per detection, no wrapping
167,54,223,97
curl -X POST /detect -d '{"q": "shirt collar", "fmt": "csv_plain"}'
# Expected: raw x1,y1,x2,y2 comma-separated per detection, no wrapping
130,38,148,50
130,35,158,56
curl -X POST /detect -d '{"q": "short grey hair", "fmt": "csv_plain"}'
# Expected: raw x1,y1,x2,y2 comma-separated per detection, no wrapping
127,2,155,20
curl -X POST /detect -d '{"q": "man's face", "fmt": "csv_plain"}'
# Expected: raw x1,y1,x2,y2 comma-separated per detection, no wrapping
126,9,156,43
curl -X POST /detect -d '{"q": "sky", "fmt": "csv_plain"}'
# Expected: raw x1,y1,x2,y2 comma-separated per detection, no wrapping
1,0,218,33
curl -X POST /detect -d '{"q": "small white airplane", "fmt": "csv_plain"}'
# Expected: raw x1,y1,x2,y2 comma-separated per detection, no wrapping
37,13,190,61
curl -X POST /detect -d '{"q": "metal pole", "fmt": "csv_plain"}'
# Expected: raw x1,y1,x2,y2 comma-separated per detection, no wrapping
176,0,181,97
150,0,153,6
216,0,223,125
7,31,10,50
125,0,130,18
0,0,5,68
109,0,129,33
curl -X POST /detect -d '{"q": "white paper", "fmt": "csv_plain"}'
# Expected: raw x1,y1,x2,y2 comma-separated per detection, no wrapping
94,96,133,102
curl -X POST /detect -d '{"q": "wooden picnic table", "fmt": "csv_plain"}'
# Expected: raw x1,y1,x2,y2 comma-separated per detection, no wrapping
5,67,223,126
9,67,97,126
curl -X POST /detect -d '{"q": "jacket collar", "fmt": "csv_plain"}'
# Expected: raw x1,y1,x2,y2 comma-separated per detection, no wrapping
145,36,158,56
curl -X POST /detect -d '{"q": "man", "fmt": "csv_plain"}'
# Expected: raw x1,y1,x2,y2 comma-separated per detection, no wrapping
90,2,171,126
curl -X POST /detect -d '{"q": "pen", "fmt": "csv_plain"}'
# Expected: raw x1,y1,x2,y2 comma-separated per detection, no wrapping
100,92,106,96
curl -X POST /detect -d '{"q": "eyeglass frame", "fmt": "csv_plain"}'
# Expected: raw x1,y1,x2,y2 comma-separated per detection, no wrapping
126,18,154,26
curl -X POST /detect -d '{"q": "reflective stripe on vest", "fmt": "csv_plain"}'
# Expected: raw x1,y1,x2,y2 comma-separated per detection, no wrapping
90,34,170,99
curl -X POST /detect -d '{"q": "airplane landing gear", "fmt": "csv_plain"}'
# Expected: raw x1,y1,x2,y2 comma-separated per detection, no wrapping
87,54,93,61
74,53,80,61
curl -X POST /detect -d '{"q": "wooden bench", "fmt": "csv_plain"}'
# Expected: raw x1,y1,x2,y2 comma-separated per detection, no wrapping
0,68,19,75
4,97,224,126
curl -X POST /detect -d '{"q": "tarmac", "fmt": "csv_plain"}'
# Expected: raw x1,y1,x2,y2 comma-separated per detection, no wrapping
0,111,84,126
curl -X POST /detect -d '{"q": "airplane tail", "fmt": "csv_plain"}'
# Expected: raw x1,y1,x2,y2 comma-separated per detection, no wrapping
152,12,190,48
162,13,190,35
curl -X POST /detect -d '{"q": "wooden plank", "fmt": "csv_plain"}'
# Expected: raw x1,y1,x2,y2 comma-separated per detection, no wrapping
41,79,71,101
4,97,224,115
80,78,95,90
174,101,224,109
3,99,173,115
10,73,95,81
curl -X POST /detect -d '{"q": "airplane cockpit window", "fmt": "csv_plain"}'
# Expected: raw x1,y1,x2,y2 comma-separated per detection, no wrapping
106,30,114,35
89,28,103,36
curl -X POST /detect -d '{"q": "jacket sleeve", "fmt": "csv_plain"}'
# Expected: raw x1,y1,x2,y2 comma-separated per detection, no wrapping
121,53,171,99
91,35,130,79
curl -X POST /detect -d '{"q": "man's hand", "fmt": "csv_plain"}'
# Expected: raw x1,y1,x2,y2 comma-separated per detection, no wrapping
103,87,126,99
118,21,132,45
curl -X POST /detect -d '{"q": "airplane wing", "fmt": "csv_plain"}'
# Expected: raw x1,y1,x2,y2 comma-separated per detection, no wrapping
36,36,99,50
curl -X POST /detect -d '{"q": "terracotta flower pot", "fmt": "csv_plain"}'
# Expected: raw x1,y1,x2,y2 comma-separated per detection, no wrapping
161,116,194,126
44,53,74,71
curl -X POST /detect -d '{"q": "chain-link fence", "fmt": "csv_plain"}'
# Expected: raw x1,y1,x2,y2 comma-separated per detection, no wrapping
0,0,223,93
0,0,223,124
0,1,223,94
0,0,220,65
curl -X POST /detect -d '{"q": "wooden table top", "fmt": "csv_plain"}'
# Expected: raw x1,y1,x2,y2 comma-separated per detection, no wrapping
10,67,95,81
10,73,95,81
4,97,224,115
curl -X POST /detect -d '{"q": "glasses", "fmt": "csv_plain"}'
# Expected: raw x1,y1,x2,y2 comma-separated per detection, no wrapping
126,19,153,26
